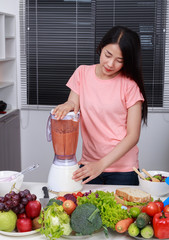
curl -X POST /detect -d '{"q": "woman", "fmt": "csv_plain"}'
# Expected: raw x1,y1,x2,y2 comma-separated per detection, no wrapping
53,26,147,185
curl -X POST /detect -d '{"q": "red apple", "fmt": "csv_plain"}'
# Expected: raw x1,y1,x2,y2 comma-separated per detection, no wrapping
25,200,41,219
16,218,32,232
17,213,27,219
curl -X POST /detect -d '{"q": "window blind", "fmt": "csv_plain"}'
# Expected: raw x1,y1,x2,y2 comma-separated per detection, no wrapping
94,0,166,109
20,0,95,108
163,2,169,110
20,0,168,111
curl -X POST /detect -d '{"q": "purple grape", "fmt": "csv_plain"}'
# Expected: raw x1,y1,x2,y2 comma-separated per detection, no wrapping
19,191,25,198
4,204,10,212
0,197,5,203
26,194,33,201
12,194,20,201
23,189,30,195
31,194,37,201
21,197,28,205
19,208,25,214
4,193,11,201
0,202,5,211
5,200,13,208
12,206,20,214
10,191,16,196
12,199,19,207
18,203,24,210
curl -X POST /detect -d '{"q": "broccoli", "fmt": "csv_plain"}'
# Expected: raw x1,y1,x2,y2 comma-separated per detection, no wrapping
70,203,102,235
47,198,63,207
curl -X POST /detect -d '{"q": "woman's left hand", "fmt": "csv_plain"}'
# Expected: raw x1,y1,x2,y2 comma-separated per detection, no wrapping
72,160,104,184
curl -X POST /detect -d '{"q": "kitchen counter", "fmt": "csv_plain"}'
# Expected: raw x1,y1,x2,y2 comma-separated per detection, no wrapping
0,182,167,240
0,109,15,119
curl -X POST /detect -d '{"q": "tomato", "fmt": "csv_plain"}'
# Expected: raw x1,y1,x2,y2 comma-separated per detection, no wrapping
145,202,161,217
57,196,66,202
72,192,84,199
25,200,41,219
141,206,147,213
76,192,84,197
154,199,164,212
164,205,169,213
17,213,27,219
62,200,76,215
72,193,78,199
16,218,32,232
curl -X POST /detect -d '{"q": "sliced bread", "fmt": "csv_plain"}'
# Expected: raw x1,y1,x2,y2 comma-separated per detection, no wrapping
115,187,151,203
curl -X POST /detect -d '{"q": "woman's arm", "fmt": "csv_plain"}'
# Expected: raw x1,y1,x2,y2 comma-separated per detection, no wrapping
99,100,142,169
52,90,80,119
73,101,142,184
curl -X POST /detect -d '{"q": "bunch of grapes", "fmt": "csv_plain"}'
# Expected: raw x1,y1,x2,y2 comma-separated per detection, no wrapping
0,189,37,214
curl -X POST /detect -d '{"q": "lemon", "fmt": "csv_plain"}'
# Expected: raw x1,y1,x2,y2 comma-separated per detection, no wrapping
129,207,141,218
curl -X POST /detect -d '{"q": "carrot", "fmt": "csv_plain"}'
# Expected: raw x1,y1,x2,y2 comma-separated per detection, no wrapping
115,218,134,233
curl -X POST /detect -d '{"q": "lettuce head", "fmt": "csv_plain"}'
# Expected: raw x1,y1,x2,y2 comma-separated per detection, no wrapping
39,202,72,239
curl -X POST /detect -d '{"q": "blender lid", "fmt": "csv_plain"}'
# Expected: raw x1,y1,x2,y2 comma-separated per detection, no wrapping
51,109,79,121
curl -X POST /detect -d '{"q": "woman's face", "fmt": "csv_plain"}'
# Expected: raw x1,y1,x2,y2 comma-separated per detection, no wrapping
99,43,124,79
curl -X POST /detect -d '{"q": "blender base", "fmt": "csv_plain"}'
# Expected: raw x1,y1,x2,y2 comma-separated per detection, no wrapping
47,163,83,192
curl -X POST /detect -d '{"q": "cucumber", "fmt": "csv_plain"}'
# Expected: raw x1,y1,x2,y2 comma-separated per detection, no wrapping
136,212,150,229
141,225,154,239
128,223,140,237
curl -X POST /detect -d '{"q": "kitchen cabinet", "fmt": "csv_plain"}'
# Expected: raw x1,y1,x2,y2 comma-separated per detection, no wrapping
0,109,21,171
0,12,16,110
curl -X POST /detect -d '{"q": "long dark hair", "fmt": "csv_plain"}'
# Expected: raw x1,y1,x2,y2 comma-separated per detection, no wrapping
97,26,147,124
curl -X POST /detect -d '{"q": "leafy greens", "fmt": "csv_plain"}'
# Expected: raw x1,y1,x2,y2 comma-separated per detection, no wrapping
77,190,130,230
38,202,72,239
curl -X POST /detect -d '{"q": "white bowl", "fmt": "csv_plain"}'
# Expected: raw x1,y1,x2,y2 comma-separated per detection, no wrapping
0,171,24,196
139,170,169,197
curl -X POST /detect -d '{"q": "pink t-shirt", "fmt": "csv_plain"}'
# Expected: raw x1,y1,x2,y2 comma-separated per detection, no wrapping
66,65,144,172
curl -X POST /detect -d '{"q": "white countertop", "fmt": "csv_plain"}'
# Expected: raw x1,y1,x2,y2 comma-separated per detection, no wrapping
0,182,168,240
0,109,17,119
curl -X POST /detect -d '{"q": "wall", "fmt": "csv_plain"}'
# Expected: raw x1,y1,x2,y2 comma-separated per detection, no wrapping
1,0,169,182
138,113,169,171
0,0,17,14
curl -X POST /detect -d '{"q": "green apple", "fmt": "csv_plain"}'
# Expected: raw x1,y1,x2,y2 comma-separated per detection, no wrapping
0,210,17,232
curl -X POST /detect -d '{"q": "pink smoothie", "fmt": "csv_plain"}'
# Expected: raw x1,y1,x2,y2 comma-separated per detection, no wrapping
51,119,79,160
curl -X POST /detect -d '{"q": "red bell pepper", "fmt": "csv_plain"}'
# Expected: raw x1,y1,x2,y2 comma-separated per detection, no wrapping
153,212,169,239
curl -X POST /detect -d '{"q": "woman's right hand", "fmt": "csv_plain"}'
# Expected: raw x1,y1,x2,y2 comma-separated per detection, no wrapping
52,100,75,120
52,90,80,119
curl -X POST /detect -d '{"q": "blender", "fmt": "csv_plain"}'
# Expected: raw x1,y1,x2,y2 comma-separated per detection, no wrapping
46,110,82,192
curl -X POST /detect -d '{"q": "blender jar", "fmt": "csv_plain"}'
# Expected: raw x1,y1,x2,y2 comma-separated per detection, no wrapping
47,111,82,192
47,111,80,165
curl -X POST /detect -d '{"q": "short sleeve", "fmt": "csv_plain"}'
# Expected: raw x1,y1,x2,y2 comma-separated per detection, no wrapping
66,66,83,95
125,80,144,109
